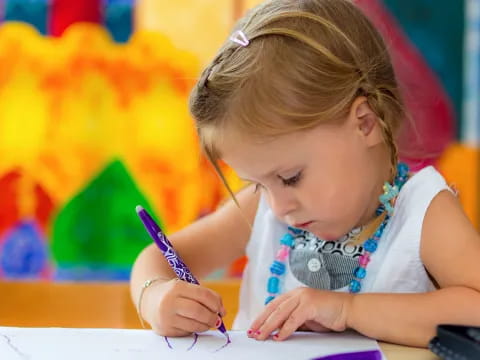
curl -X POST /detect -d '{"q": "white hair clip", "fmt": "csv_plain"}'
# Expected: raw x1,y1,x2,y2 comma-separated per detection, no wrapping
230,30,250,47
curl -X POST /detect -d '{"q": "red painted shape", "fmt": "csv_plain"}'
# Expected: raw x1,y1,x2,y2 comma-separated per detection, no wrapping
355,0,455,171
49,0,103,37
0,171,21,240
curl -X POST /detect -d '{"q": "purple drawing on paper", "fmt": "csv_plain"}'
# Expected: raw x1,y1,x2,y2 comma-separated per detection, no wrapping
212,333,231,353
164,332,231,353
164,333,199,351
187,333,199,351
164,336,173,349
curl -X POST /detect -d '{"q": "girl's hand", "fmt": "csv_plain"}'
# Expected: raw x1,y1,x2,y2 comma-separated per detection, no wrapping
142,279,226,337
248,287,353,341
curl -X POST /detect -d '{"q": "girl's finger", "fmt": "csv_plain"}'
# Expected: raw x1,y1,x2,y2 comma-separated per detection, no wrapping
154,326,191,338
175,298,219,328
178,281,224,316
248,293,291,336
274,307,307,341
172,314,211,334
255,296,299,341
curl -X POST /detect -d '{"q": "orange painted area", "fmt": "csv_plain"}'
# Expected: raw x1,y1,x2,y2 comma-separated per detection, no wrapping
437,143,479,229
0,22,224,233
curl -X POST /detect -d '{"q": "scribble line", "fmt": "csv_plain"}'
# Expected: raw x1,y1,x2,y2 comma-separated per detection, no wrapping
164,333,199,351
212,333,231,353
1,334,30,359
164,336,173,349
186,333,198,351
164,332,231,353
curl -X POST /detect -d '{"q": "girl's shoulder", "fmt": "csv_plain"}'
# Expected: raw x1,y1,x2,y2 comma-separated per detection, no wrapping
419,173,480,291
395,165,452,214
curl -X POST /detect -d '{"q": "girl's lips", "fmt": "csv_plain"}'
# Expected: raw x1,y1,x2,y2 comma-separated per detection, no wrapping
293,221,313,228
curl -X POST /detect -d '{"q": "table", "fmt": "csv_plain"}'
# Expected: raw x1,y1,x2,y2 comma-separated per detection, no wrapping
0,280,438,359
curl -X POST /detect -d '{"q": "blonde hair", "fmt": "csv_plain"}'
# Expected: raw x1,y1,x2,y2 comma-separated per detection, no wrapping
189,0,405,199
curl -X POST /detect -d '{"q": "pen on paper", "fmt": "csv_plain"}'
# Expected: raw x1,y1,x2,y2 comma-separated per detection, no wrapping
136,205,231,351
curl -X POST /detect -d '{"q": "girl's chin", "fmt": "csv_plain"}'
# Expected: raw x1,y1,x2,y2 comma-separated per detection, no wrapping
302,222,345,241
309,228,341,241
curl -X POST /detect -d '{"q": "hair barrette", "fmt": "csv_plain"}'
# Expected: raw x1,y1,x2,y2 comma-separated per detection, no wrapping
230,30,250,47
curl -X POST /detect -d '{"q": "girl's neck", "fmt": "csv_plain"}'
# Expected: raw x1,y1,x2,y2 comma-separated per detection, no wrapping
356,158,392,229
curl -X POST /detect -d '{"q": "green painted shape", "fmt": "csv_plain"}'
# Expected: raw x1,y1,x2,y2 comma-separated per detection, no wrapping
51,159,163,266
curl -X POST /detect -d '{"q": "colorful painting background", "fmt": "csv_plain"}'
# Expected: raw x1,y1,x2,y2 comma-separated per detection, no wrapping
0,0,477,281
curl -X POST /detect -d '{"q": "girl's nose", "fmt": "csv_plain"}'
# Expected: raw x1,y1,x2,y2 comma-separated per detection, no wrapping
268,190,298,219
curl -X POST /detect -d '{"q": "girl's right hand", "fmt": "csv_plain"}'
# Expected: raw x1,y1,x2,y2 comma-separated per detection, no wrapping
141,278,226,337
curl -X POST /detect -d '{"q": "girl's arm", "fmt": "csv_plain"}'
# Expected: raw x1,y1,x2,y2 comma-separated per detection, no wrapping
129,185,260,312
347,190,480,346
250,190,480,347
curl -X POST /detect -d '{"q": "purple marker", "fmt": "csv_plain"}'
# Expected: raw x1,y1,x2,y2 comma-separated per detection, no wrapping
311,350,382,360
136,205,229,339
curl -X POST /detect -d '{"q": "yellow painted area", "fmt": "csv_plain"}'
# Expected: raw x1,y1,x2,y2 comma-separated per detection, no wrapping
134,0,265,65
245,0,264,10
0,22,224,231
135,0,234,66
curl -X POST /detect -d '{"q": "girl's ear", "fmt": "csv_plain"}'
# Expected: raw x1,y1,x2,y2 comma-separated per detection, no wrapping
350,96,384,147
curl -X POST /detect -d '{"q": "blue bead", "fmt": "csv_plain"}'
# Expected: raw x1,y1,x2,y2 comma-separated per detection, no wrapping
349,279,361,293
265,296,275,305
364,239,378,253
374,229,382,238
270,260,286,276
280,233,295,247
267,276,280,293
397,163,409,177
354,267,367,279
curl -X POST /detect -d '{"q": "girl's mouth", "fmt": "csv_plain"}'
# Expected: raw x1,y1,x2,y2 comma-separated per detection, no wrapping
293,221,313,229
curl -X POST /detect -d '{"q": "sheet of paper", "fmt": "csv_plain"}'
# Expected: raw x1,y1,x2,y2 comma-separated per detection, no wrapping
0,327,386,360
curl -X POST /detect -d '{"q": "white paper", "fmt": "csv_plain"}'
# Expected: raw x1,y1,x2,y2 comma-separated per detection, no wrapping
0,327,386,360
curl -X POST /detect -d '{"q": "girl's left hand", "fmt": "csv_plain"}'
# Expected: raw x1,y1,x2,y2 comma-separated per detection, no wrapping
248,287,353,341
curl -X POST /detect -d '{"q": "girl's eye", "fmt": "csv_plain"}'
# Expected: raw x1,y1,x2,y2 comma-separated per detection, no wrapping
280,171,302,187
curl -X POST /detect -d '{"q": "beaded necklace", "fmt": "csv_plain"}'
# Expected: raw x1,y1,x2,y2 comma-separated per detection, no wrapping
265,163,410,305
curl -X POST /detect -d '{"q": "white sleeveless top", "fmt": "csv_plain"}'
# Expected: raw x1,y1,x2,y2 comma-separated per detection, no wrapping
233,166,452,330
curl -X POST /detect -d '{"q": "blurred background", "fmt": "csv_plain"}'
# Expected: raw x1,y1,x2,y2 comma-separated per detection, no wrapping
0,0,477,282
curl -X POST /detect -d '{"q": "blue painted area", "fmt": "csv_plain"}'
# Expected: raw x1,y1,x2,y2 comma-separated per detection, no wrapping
0,220,48,279
104,0,134,43
206,268,226,280
4,0,49,34
55,265,224,282
383,0,464,137
54,265,131,281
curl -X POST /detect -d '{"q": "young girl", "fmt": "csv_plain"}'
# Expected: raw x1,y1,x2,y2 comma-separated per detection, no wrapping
130,0,480,347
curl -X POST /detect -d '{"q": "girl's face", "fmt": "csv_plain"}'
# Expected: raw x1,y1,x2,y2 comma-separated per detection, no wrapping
219,99,391,240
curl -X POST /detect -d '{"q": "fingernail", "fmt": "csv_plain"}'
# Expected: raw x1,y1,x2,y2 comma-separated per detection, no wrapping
255,330,261,336
273,334,279,340
247,329,253,336
215,318,221,328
